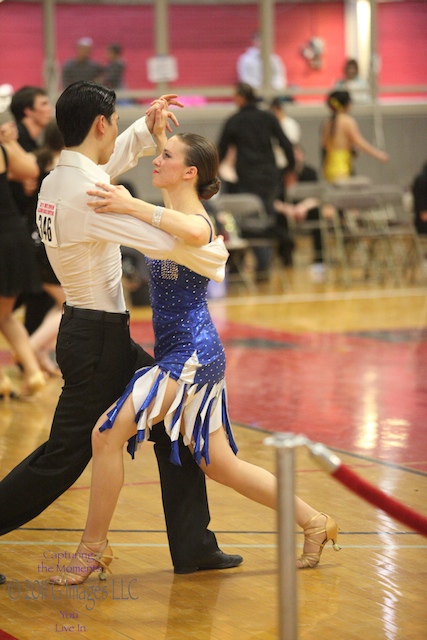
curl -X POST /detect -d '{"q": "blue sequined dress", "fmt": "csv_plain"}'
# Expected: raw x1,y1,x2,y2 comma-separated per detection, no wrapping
100,237,237,466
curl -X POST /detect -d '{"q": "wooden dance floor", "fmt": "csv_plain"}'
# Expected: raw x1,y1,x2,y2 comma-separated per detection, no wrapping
0,264,426,639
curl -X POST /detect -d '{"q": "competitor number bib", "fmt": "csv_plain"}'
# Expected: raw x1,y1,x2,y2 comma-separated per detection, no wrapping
36,199,59,247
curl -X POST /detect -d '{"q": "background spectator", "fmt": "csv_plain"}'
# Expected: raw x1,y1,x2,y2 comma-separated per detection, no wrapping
102,43,126,90
274,144,324,276
411,161,427,237
8,86,55,339
237,32,286,92
322,90,388,183
334,58,370,104
217,82,294,278
62,37,103,89
270,97,301,175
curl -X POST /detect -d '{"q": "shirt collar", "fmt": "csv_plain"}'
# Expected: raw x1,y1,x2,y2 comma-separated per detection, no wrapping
57,149,109,180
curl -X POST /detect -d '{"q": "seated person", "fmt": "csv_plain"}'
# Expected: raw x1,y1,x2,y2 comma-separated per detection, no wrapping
274,145,324,278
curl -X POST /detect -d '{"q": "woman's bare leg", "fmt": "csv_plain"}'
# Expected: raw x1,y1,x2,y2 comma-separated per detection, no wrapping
196,427,328,561
49,376,182,581
0,297,42,380
82,395,142,542
197,427,319,524
29,284,65,376
83,377,181,542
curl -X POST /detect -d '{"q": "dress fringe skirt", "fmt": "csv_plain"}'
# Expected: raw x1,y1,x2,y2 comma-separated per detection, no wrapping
99,364,238,466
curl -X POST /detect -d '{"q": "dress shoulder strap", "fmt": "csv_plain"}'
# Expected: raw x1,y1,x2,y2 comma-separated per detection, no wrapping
195,213,214,243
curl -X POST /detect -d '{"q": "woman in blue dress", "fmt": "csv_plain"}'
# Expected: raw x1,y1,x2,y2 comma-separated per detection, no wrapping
51,115,340,584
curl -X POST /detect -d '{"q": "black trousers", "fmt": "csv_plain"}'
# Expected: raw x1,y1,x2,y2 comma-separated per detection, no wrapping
0,309,218,568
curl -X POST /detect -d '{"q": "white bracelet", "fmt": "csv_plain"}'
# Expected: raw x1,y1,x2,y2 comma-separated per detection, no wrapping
152,205,164,228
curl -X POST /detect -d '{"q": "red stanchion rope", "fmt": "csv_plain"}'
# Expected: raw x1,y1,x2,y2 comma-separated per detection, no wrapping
332,463,427,538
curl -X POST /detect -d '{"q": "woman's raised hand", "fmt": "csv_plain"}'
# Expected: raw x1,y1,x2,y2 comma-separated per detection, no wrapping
145,94,184,134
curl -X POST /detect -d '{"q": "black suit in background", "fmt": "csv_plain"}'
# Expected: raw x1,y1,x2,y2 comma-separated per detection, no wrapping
412,162,427,236
218,104,295,275
218,104,294,215
9,121,55,331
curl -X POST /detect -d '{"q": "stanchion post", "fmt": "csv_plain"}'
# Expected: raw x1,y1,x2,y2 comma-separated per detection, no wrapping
265,433,307,640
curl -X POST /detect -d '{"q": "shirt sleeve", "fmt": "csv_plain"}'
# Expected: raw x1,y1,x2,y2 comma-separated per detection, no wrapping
86,210,177,258
86,212,228,282
101,117,156,180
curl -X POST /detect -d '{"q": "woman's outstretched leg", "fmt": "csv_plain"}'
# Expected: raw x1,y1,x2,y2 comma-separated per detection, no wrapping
197,427,340,568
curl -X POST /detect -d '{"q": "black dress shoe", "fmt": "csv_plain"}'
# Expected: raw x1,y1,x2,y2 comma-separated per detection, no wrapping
174,550,243,575
0,573,6,585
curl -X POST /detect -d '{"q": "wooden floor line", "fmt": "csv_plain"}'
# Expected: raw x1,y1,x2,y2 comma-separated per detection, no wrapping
232,420,427,478
13,527,425,535
1,541,427,550
13,527,425,536
219,286,427,306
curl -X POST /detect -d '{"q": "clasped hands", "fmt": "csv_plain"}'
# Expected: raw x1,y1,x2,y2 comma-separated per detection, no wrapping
145,93,184,134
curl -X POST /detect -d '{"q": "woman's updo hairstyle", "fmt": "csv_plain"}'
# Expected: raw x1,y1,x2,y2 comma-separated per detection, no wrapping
177,132,221,200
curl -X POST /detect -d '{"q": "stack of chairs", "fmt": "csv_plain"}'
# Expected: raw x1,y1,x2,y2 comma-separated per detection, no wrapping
323,180,424,285
211,192,288,292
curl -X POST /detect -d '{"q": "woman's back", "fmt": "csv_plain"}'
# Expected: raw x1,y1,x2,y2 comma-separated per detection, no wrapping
322,114,355,182
322,113,354,152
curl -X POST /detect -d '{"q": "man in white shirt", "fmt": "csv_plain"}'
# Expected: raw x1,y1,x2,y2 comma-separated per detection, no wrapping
0,81,242,575
237,32,287,92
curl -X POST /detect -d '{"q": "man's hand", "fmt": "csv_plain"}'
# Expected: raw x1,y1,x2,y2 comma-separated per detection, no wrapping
145,94,184,134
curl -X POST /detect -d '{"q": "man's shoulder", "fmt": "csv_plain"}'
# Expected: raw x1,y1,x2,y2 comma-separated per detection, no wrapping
89,60,104,72
17,123,37,151
63,58,76,69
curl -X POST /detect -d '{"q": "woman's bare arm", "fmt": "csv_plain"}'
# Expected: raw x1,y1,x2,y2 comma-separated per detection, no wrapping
87,183,212,247
347,118,389,163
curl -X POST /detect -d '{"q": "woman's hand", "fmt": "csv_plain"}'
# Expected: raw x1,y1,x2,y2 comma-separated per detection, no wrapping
152,107,169,142
87,183,134,215
145,94,183,134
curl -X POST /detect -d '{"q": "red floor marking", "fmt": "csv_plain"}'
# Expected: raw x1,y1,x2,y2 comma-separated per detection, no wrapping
130,318,427,472
2,317,425,472
0,630,20,640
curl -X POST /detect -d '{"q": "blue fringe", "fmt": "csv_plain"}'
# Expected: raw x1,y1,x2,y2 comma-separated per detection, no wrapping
99,368,238,466
167,384,187,466
222,388,238,455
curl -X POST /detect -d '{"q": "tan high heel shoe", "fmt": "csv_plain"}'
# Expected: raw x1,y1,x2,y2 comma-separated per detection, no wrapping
0,374,18,400
22,370,46,397
49,540,116,586
297,512,341,569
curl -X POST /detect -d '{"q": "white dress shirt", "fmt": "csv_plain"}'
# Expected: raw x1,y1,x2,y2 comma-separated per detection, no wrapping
274,115,301,169
38,118,227,313
237,46,287,91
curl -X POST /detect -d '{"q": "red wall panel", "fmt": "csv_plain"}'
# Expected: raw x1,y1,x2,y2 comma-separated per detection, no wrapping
0,2,425,96
379,2,427,85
